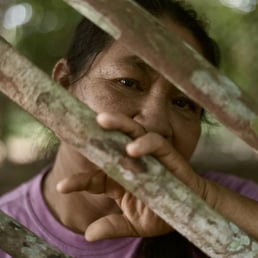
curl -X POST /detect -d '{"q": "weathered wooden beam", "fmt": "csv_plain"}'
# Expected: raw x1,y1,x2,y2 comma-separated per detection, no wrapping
0,211,70,257
0,36,258,257
62,0,258,154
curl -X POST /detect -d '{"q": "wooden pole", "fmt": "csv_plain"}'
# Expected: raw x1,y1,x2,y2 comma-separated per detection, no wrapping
0,211,70,257
63,0,258,154
0,36,258,257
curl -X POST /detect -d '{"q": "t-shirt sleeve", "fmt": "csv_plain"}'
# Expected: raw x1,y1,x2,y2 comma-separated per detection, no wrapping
203,171,258,201
0,249,11,258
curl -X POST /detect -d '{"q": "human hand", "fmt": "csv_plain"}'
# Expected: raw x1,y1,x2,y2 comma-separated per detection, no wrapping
56,112,205,241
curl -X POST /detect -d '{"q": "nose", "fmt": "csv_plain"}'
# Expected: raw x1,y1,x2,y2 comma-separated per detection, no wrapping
133,94,173,140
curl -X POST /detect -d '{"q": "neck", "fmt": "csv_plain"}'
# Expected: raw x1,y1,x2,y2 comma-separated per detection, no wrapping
43,143,121,234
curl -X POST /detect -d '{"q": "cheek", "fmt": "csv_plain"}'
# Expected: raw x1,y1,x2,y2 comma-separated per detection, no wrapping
73,81,138,115
173,120,201,160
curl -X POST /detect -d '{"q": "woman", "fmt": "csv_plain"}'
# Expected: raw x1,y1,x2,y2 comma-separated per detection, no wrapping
1,1,258,257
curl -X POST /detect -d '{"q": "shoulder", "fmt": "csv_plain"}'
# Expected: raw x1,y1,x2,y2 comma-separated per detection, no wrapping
0,168,51,258
0,171,44,220
202,171,258,201
0,179,30,211
0,249,11,258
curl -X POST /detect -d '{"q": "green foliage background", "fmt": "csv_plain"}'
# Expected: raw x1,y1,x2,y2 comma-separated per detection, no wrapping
7,0,81,74
0,0,81,146
0,0,258,162
191,0,258,101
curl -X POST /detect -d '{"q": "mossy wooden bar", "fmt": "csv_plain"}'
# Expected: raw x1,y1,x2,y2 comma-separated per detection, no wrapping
63,0,258,153
0,210,70,257
0,31,258,256
1,0,258,256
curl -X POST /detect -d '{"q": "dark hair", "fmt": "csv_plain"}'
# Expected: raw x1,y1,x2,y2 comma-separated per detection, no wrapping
134,232,207,258
66,1,217,257
67,0,220,79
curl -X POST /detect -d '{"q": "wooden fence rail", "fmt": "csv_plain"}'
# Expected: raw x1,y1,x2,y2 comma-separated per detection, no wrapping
0,0,258,257
0,33,258,257
63,0,258,152
0,211,70,257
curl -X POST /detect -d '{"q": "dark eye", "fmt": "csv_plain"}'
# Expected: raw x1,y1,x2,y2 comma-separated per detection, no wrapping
118,79,142,90
172,97,196,111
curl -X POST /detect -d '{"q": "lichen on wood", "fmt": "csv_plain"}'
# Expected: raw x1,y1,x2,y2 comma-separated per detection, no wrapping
0,211,70,258
1,35,258,257
63,0,258,152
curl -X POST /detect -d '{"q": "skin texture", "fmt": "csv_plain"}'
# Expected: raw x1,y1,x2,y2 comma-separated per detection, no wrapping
43,16,258,242
43,17,203,240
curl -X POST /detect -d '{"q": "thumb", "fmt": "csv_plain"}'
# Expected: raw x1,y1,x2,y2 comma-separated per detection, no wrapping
85,214,138,241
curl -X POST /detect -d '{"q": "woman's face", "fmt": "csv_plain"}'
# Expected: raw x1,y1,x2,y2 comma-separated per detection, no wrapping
72,17,203,160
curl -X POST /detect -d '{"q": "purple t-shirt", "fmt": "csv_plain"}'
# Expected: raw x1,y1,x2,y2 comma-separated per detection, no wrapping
0,168,142,258
0,169,258,258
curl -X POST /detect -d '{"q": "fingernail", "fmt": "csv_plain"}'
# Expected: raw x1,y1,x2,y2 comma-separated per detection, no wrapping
126,143,138,156
56,181,65,192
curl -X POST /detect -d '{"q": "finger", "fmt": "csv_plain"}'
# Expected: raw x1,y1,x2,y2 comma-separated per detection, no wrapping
126,133,201,191
126,132,182,168
97,112,146,139
85,211,172,241
56,173,125,199
56,172,104,194
85,214,138,241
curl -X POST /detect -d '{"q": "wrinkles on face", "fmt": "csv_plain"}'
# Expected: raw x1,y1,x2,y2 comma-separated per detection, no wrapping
72,19,203,160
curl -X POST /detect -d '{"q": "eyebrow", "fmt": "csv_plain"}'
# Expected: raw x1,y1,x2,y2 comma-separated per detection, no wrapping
116,55,185,93
115,55,198,99
116,55,155,74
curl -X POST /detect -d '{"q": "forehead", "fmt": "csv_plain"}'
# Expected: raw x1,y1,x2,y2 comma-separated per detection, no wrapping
90,16,203,72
